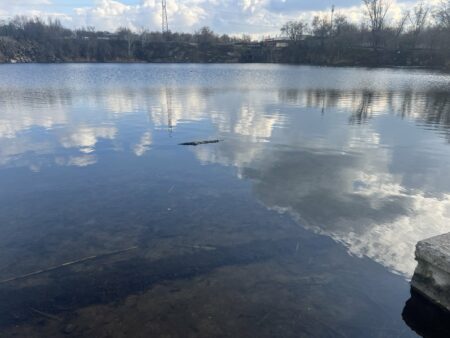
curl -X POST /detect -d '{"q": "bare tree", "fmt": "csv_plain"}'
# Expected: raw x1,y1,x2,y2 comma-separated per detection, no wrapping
395,11,410,37
241,34,252,42
312,15,332,48
434,0,450,30
333,14,354,35
195,26,218,45
409,2,429,48
312,15,332,38
363,0,391,49
390,10,410,48
117,27,135,58
281,21,308,41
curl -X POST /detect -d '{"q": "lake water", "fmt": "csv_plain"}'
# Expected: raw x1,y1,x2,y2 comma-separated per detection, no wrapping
1,64,450,337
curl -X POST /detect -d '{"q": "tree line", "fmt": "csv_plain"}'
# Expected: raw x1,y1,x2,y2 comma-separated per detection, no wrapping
0,0,450,68
0,18,252,63
279,0,450,67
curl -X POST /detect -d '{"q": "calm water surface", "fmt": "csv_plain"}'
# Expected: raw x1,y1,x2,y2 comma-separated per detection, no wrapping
1,64,450,337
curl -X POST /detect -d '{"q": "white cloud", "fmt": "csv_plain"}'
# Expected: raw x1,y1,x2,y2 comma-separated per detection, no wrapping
0,0,437,37
73,0,208,32
0,0,72,23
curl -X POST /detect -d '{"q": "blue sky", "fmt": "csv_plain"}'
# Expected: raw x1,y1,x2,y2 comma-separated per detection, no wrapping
0,0,428,37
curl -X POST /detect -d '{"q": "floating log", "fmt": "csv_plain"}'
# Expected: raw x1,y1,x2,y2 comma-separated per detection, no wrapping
179,139,220,146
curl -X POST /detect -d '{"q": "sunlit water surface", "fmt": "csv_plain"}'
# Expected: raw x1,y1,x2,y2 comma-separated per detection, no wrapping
1,64,450,337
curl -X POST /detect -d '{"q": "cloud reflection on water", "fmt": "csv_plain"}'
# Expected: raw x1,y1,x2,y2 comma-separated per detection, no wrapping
1,73,450,277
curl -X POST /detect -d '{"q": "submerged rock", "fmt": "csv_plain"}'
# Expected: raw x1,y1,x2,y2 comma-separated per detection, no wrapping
62,323,76,334
411,232,450,312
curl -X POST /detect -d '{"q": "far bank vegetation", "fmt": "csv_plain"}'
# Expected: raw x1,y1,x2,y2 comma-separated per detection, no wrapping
0,0,449,68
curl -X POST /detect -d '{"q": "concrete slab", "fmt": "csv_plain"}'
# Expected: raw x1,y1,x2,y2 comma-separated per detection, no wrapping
411,232,450,312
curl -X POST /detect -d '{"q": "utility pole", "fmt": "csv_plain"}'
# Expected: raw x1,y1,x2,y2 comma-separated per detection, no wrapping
161,0,169,34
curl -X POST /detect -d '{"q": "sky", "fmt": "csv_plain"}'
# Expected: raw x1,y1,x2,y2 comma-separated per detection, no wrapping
0,0,437,38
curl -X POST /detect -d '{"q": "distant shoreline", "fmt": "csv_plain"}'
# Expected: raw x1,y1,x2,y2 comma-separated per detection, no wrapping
2,15,450,72
1,60,447,73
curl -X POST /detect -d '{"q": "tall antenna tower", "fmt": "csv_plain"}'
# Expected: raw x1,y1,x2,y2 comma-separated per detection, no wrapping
161,0,169,34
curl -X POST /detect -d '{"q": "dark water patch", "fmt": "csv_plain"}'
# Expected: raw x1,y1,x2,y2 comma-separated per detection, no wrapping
402,289,450,337
0,232,415,337
0,238,307,328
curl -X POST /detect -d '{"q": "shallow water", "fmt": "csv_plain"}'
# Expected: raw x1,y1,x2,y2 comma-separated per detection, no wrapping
1,64,450,337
